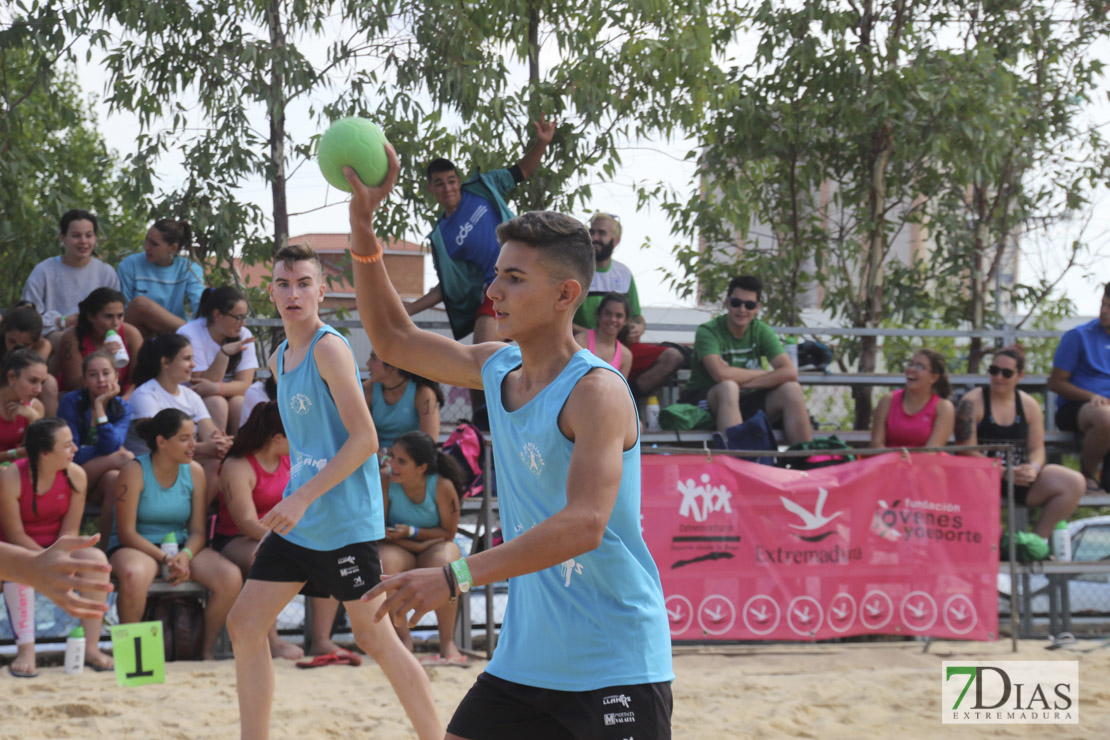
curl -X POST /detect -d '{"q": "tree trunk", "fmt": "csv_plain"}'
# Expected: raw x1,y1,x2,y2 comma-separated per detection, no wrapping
267,0,289,254
968,183,988,373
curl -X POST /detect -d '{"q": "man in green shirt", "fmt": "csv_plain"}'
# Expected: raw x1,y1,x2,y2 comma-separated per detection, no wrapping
680,275,812,445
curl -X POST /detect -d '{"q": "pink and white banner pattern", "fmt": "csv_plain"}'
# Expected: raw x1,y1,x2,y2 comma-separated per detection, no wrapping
642,452,1001,641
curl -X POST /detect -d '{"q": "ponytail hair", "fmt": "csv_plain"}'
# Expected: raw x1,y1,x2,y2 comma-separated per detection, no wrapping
133,333,191,387
151,218,192,251
1,348,47,388
76,287,127,343
25,418,75,516
224,401,284,461
392,431,466,498
917,348,951,399
136,408,192,452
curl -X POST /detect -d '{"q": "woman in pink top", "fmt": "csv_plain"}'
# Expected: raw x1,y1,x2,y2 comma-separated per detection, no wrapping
214,401,301,660
871,348,955,449
0,418,113,677
574,292,633,378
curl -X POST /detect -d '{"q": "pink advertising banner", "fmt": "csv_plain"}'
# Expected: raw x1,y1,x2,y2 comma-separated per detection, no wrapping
642,452,1001,641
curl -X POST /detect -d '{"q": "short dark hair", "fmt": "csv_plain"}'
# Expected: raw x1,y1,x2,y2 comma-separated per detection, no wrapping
727,275,763,302
60,209,98,235
426,158,458,180
596,292,631,321
273,242,323,277
136,408,193,451
994,344,1027,374
496,211,594,303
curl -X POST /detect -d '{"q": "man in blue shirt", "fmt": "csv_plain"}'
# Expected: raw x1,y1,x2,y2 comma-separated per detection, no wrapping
1049,284,1110,490
404,116,555,344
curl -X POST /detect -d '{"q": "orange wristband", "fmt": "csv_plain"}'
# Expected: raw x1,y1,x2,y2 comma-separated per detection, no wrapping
350,238,383,264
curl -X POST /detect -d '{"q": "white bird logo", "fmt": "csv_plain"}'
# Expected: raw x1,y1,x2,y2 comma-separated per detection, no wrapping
950,604,968,622
667,604,684,621
703,604,725,622
749,604,770,622
831,603,848,620
780,488,844,530
793,606,813,624
907,601,927,618
866,601,884,616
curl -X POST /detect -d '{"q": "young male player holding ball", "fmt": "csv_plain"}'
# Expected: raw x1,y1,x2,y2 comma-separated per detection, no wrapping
347,148,674,739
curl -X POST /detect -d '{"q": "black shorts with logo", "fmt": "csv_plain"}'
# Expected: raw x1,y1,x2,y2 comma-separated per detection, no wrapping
248,533,382,602
446,672,673,740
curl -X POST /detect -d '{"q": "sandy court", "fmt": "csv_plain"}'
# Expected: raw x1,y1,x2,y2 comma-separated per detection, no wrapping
1,639,1106,738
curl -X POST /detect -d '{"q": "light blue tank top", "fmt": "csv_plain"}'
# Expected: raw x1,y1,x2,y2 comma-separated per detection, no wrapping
276,326,383,550
386,474,440,528
481,345,674,690
109,454,191,550
371,380,418,449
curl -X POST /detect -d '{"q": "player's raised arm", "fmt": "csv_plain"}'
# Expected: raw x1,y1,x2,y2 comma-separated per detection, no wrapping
345,148,497,391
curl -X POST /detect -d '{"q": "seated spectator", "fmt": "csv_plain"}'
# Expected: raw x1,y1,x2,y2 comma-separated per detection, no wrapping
108,409,241,660
956,345,1082,541
238,376,276,430
0,349,47,465
364,350,442,454
55,287,142,395
118,219,206,339
1048,283,1110,491
573,292,633,378
213,402,303,660
57,350,135,540
679,275,812,445
21,209,120,343
0,418,114,677
125,334,231,503
379,431,467,666
871,348,955,449
1,303,59,416
575,213,684,399
177,286,258,434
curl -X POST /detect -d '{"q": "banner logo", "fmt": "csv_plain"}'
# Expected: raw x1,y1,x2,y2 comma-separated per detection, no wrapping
780,487,844,541
942,661,1077,724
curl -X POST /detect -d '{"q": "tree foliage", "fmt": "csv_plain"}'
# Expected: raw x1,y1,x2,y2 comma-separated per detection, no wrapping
0,9,148,307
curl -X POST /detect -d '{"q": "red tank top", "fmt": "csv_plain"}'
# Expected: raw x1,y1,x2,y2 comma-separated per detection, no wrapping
15,459,72,547
74,325,133,391
885,389,941,448
0,403,30,449
214,454,290,537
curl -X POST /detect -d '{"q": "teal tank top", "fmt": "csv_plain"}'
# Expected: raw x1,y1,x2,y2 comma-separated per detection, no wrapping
386,474,440,528
109,454,191,550
276,326,383,550
481,345,674,690
370,380,418,449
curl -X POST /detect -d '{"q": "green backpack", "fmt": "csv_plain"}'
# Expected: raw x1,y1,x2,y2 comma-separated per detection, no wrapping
658,403,715,432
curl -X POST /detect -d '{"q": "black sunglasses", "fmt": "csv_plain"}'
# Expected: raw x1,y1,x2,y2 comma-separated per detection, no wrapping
729,297,759,310
988,365,1015,379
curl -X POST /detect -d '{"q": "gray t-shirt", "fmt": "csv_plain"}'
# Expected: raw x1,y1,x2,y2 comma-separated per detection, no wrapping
21,255,121,334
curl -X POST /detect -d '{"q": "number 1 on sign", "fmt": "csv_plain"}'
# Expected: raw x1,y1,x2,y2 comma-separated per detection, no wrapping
110,621,165,686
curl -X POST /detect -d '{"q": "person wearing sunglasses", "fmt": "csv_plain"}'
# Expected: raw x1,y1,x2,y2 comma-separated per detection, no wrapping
1048,283,1110,491
572,213,686,401
955,345,1082,541
176,286,258,435
870,348,955,449
680,275,812,446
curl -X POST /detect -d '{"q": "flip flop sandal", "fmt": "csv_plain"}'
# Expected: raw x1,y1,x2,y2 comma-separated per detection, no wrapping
418,654,447,666
295,650,363,669
8,664,38,679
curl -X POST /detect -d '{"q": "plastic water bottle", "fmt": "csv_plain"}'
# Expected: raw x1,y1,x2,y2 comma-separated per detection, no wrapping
64,626,85,675
161,532,178,579
104,329,129,369
1052,521,1071,561
646,396,662,432
785,335,799,367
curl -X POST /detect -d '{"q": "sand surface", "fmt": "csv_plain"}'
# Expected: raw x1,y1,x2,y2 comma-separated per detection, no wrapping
2,639,1106,738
